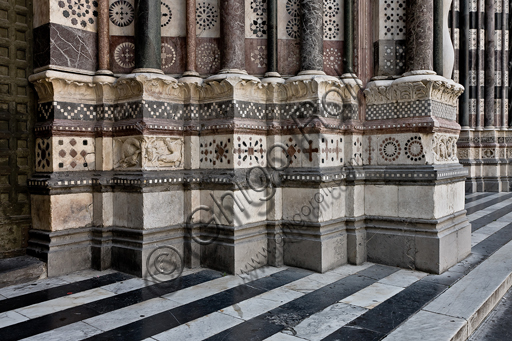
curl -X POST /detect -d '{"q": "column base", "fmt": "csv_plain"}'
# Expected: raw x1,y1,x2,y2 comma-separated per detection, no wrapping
262,72,285,84
179,71,204,84
132,68,164,74
95,70,114,76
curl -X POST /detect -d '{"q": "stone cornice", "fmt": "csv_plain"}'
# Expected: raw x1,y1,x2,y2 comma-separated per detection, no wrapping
364,75,464,106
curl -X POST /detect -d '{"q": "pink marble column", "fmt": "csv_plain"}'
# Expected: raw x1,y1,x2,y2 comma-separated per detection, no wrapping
405,0,434,73
97,0,112,75
219,0,245,72
184,0,199,76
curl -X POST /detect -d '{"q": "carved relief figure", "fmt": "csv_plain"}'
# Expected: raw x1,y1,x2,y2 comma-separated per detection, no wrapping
432,134,458,162
143,137,183,168
115,137,142,168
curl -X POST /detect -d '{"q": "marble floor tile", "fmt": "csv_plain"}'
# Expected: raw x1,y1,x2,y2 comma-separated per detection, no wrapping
152,312,244,341
264,333,306,340
329,263,374,277
464,194,503,208
0,294,6,300
15,287,115,319
340,282,404,309
84,297,181,332
0,277,69,299
0,310,29,328
20,321,103,341
164,267,284,304
220,287,303,320
289,303,368,341
282,276,327,294
378,270,428,288
101,277,149,294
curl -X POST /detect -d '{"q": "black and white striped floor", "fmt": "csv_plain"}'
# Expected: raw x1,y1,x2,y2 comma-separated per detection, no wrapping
1,192,511,341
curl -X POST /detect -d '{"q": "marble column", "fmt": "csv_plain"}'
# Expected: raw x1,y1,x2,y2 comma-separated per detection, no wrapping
433,0,443,75
501,2,507,128
96,0,112,75
343,0,354,75
133,0,163,73
219,0,245,73
263,0,282,81
405,0,434,73
299,0,324,74
181,0,203,83
459,0,470,128
484,0,495,128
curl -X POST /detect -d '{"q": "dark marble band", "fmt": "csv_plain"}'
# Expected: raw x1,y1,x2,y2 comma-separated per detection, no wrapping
134,0,162,71
300,0,323,72
484,0,495,127
220,0,245,71
405,0,433,72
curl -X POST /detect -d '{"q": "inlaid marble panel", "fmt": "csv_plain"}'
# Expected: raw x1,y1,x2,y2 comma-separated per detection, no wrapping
245,0,268,38
196,38,221,75
278,39,300,76
196,0,220,38
51,0,99,33
277,0,300,40
245,39,268,75
110,35,135,73
161,37,186,74
323,41,343,76
323,0,343,41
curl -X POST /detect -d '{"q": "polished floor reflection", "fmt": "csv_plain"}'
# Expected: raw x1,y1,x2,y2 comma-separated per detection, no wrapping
0,192,511,341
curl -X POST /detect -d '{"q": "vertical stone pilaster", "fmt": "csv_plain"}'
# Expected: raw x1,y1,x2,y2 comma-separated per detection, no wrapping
405,0,434,73
300,0,324,73
263,0,283,81
96,0,112,75
433,0,443,75
134,0,162,73
220,0,245,72
484,0,495,128
459,0,470,128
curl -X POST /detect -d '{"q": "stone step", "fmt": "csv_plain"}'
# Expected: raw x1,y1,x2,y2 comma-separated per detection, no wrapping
0,256,47,289
383,238,512,341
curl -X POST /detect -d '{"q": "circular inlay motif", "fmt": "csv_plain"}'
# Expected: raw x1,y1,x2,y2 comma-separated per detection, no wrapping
197,42,220,72
286,17,300,39
59,0,98,28
405,136,424,161
161,42,176,68
109,0,134,27
250,17,267,38
161,1,172,27
286,0,300,17
324,19,340,39
324,47,342,70
114,42,135,69
324,0,340,19
250,0,267,16
196,2,218,31
379,137,401,162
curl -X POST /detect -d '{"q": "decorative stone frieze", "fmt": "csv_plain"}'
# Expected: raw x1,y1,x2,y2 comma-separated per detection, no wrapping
113,136,184,170
364,77,464,107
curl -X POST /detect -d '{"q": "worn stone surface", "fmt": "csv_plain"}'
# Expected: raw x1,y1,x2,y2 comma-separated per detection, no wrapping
300,0,324,71
219,0,245,71
405,0,433,72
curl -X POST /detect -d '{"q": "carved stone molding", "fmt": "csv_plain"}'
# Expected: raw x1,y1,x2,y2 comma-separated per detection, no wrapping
29,71,97,104
431,133,458,163
364,77,464,106
114,136,184,170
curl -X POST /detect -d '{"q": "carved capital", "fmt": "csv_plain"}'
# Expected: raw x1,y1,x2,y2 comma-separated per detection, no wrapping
29,70,97,103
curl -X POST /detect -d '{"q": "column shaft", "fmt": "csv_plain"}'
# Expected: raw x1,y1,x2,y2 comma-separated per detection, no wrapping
300,0,323,72
220,0,245,71
405,0,434,72
484,0,495,127
433,0,443,75
343,0,353,74
267,0,278,73
459,0,470,127
97,0,110,73
185,0,197,74
134,0,162,72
